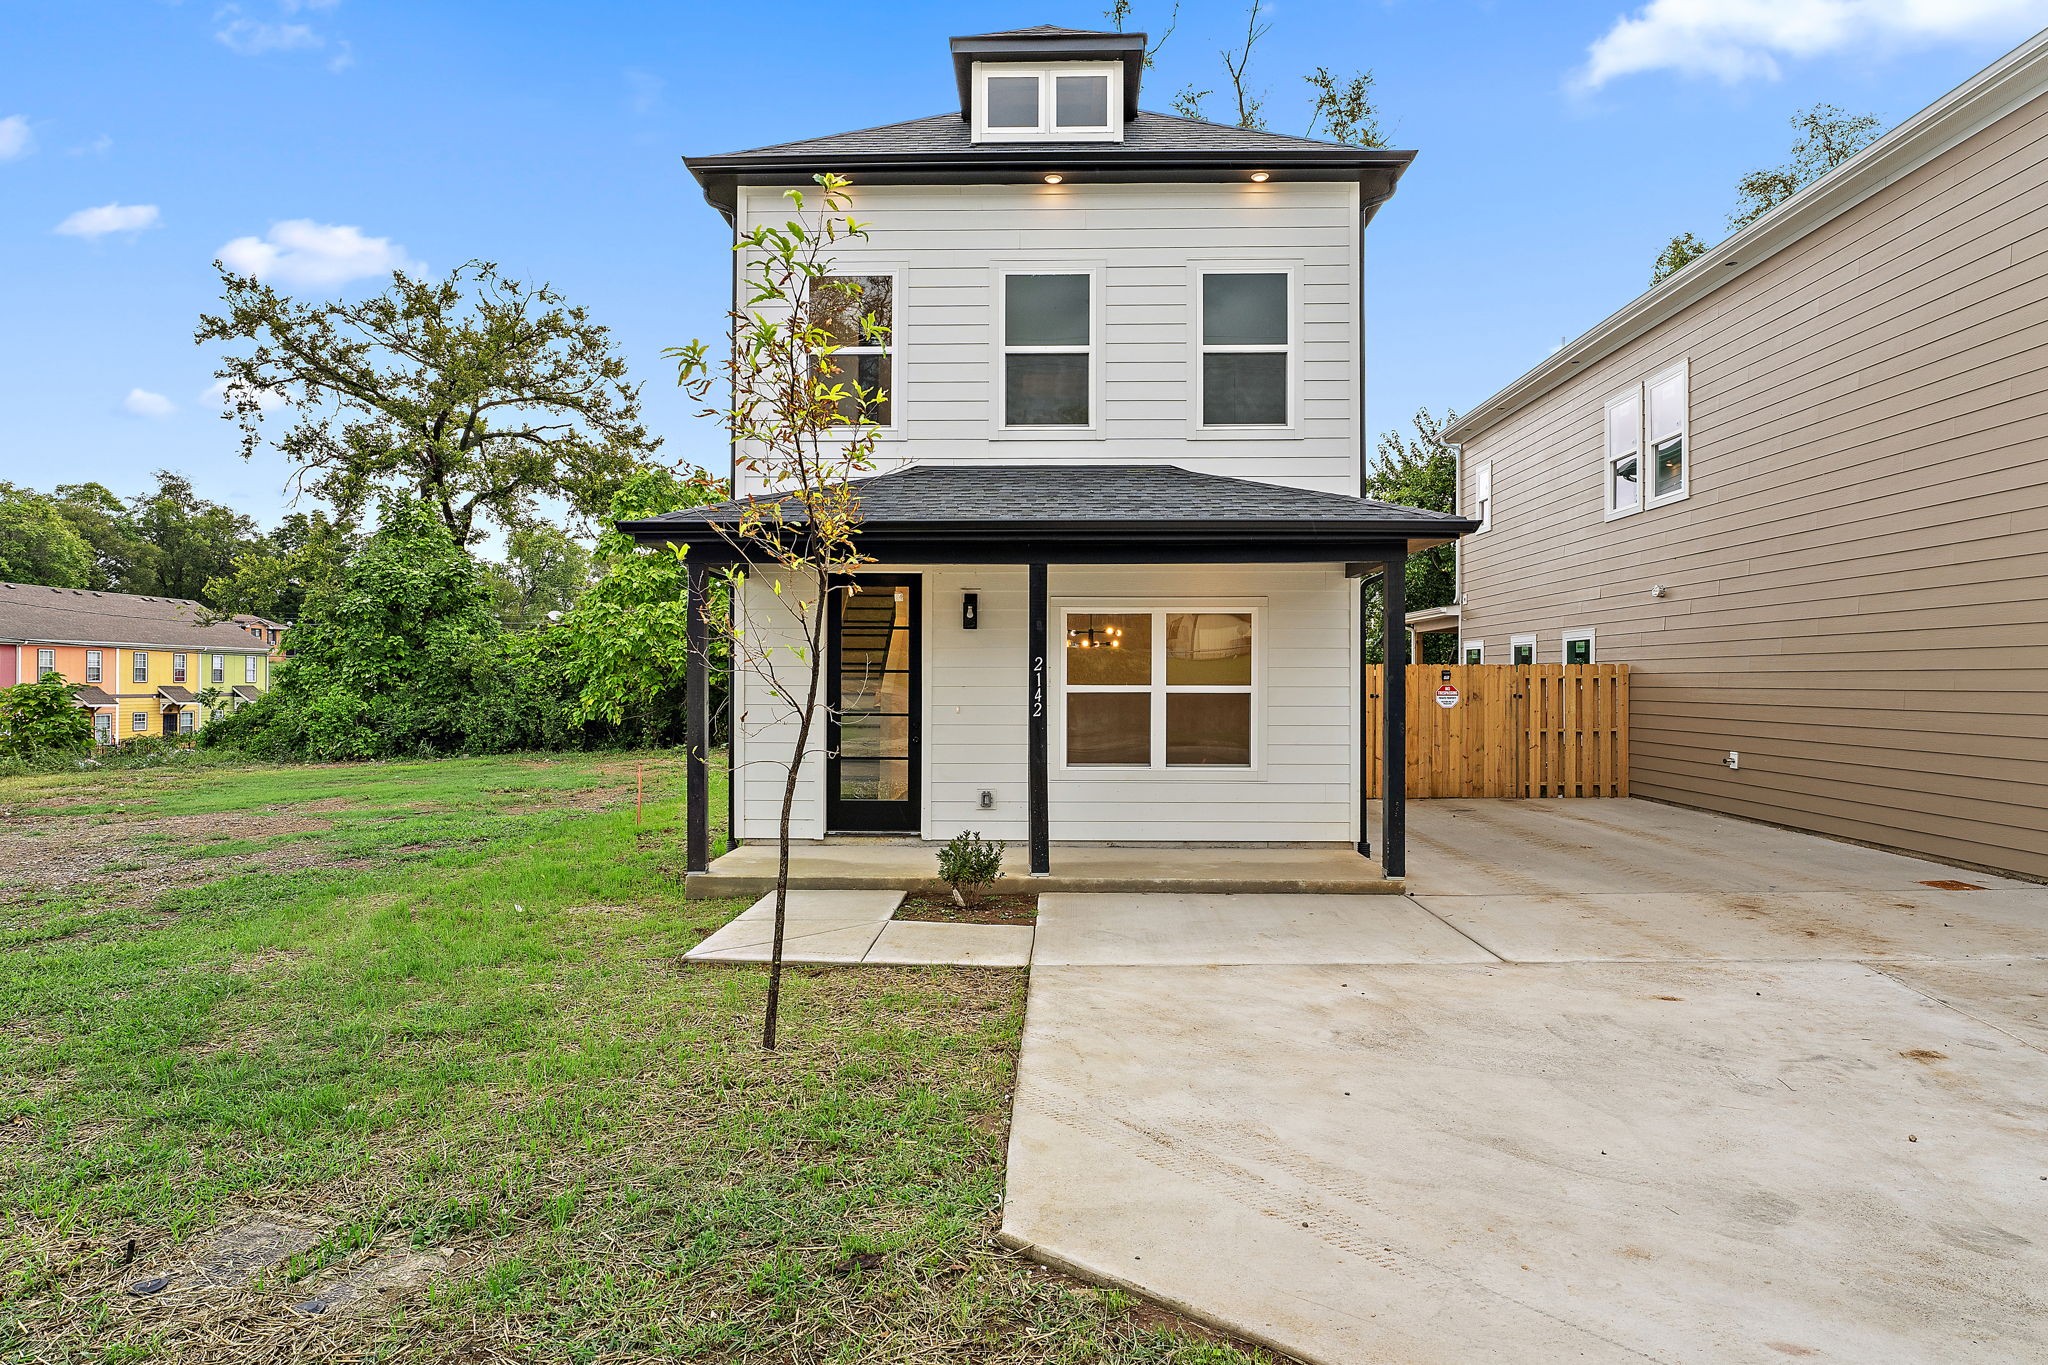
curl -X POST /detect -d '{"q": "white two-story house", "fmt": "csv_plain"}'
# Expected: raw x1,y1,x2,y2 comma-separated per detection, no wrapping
622,24,1476,883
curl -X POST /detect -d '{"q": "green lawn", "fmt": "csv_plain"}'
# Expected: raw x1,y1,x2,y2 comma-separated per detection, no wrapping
0,752,1259,1364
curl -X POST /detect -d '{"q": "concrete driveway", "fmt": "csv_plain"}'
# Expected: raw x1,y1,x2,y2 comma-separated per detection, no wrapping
1001,800,2048,1364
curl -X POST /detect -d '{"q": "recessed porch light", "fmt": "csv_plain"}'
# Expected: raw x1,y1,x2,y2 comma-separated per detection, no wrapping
1042,172,1064,184
1250,171,1270,182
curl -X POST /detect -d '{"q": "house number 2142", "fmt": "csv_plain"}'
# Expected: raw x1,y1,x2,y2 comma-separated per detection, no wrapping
1031,655,1045,718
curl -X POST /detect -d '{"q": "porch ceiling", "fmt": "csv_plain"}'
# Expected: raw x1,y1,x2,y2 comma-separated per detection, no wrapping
618,463,1478,565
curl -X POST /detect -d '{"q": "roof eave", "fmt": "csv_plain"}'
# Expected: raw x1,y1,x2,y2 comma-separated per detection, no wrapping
1442,25,2048,445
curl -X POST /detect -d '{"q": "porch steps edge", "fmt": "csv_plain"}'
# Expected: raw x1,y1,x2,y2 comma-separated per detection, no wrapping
685,873,1406,900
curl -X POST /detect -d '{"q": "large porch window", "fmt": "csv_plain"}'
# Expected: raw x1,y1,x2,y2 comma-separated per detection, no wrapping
1061,607,1256,769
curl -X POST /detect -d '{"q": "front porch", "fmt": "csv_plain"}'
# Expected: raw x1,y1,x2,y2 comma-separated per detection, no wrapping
683,840,1400,900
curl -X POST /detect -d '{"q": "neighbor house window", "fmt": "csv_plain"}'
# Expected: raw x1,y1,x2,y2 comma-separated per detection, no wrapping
1563,630,1596,665
36,648,55,678
132,652,149,683
1463,640,1484,665
94,712,112,745
1004,272,1092,427
1062,607,1255,769
1470,461,1493,534
1604,387,1642,519
1198,270,1291,427
131,710,146,733
1511,634,1536,666
808,274,894,428
172,653,187,684
86,650,102,683
178,709,195,734
1645,362,1688,506
972,62,1121,142
244,655,258,683
210,653,225,684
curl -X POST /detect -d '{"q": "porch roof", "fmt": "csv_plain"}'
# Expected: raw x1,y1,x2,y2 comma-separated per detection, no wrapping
618,464,1479,565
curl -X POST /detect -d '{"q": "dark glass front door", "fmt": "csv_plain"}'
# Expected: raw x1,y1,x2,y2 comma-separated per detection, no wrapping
827,575,920,833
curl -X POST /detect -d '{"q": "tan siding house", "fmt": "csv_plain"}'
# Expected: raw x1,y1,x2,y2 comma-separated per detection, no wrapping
1445,31,2048,882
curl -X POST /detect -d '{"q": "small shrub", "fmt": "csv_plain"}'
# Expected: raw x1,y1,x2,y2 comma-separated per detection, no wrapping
936,831,1005,907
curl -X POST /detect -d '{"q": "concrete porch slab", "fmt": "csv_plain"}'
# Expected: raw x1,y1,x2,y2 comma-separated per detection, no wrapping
1032,893,1498,967
685,843,1399,900
865,920,1035,967
683,889,902,963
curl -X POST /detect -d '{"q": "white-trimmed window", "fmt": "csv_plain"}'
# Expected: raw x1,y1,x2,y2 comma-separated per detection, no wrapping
1463,640,1484,665
807,273,895,429
36,648,55,678
86,650,102,683
132,651,149,683
172,653,188,684
1003,272,1092,427
245,655,259,683
1198,269,1291,427
1604,387,1642,519
131,710,147,733
93,712,112,745
1645,362,1688,506
1510,634,1536,666
1563,629,1596,666
1061,607,1256,769
1470,461,1493,534
178,709,195,735
973,62,1121,142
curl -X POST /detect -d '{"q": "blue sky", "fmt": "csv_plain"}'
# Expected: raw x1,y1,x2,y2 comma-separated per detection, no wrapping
4,0,2045,531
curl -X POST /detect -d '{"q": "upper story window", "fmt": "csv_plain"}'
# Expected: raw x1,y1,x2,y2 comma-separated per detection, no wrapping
1605,361,1689,518
86,649,102,683
972,62,1122,142
1198,270,1291,428
245,655,259,683
36,648,55,678
210,653,226,684
1003,272,1092,427
807,274,894,429
1470,462,1493,534
172,653,188,684
132,651,149,684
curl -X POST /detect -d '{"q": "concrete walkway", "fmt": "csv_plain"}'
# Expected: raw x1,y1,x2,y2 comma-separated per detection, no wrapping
1002,800,2048,1365
686,890,1033,966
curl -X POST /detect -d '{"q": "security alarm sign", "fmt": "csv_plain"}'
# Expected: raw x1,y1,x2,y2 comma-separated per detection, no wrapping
1435,683,1460,710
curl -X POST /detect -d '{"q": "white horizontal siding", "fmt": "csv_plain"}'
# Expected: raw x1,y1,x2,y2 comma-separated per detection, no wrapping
733,180,1362,496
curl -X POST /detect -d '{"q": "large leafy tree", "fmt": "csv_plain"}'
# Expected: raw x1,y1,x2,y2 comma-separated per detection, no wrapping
125,471,260,603
0,483,93,588
482,523,594,630
1363,407,1460,665
205,509,359,623
48,483,149,591
196,260,658,548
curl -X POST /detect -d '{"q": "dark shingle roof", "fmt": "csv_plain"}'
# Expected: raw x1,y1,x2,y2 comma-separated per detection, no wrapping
0,581,274,653
73,685,118,708
708,110,1359,162
156,685,197,704
622,464,1473,546
962,24,1120,38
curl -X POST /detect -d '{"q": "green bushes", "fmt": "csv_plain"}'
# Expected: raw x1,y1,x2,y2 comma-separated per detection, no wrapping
0,673,93,761
936,831,1006,907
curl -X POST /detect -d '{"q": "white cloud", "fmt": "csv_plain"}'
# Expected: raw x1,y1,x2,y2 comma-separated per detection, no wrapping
217,218,422,288
123,389,177,419
0,115,31,161
55,202,162,238
215,13,321,55
1576,0,2048,89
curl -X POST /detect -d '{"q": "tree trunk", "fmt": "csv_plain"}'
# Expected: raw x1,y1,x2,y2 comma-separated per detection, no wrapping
763,591,829,1051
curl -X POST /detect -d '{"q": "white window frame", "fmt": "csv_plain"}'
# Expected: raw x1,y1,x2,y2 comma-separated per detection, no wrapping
1644,360,1690,509
1470,460,1493,534
1192,264,1296,433
86,649,102,683
245,654,259,683
132,650,149,684
971,61,1123,143
1057,603,1262,773
93,711,112,745
172,652,188,684
1510,633,1537,666
210,653,226,684
178,708,195,735
36,648,54,678
812,269,901,435
1603,387,1643,521
996,265,1100,435
1562,629,1596,666
1462,639,1484,665
131,710,146,733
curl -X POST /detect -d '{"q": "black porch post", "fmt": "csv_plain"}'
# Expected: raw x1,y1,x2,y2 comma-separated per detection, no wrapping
1381,555,1407,878
684,561,711,875
1028,562,1050,877
1356,575,1371,859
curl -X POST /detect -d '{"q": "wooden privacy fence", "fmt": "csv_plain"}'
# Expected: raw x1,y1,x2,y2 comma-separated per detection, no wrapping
1365,664,1630,799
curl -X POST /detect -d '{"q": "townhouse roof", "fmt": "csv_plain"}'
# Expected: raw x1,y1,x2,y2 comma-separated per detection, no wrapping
73,685,118,708
1442,26,2048,444
0,581,274,653
684,27,1414,221
156,685,198,705
231,684,262,703
618,463,1478,563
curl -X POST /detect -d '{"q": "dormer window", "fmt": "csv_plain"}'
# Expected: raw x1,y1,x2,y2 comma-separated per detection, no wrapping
972,61,1122,142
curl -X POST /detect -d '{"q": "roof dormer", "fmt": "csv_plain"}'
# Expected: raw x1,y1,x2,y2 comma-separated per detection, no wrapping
950,25,1144,144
